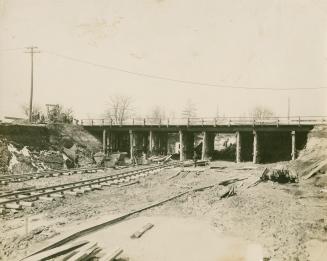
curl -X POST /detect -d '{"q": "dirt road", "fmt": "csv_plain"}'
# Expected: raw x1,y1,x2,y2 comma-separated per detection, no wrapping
0,161,326,261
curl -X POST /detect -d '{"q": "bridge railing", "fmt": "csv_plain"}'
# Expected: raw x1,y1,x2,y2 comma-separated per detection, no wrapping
80,116,327,127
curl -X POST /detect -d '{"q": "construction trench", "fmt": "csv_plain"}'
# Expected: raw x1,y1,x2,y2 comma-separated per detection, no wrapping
0,123,326,261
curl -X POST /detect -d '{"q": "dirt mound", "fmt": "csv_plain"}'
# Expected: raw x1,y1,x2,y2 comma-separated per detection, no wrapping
48,124,101,152
0,124,102,174
289,125,327,179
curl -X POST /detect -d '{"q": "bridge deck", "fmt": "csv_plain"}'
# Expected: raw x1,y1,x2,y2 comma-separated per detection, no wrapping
81,116,325,132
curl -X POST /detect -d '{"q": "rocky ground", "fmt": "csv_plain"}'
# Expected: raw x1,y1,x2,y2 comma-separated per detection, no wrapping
0,161,326,261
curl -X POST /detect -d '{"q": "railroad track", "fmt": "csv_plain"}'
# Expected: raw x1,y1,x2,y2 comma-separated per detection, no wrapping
0,163,178,212
0,166,106,184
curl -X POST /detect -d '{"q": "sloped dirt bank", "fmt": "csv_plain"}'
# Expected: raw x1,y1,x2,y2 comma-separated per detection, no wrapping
0,124,102,174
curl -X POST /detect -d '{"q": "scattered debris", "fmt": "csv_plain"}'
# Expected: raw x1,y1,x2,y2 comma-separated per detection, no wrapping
235,166,258,170
168,170,183,180
218,177,247,186
23,184,216,258
114,165,128,170
302,159,327,180
149,155,172,163
195,160,209,166
93,151,106,166
261,166,298,183
219,185,236,199
209,166,227,169
120,180,140,187
131,223,154,238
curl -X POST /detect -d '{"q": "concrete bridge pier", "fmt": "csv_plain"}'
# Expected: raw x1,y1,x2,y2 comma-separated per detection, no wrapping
129,130,134,159
179,130,184,161
201,131,215,160
102,129,107,153
236,131,241,163
253,130,260,164
179,130,194,161
149,130,154,155
105,130,112,153
291,131,296,160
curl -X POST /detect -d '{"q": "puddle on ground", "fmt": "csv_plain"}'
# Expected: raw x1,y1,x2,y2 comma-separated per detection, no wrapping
79,215,264,261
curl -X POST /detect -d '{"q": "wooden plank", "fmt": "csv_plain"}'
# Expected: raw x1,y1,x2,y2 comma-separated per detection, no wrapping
99,248,123,261
65,242,98,261
4,203,22,210
131,223,154,238
218,177,247,186
303,159,327,179
63,191,78,196
20,201,35,207
23,240,89,261
39,196,55,202
119,181,140,187
57,250,78,261
167,170,182,180
50,193,64,198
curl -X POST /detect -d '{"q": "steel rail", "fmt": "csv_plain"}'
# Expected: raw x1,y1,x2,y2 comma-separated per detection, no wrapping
0,165,162,199
0,163,177,208
0,167,106,183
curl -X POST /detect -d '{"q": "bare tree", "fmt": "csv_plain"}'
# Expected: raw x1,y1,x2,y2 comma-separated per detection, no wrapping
21,103,44,122
106,95,133,124
148,106,166,124
21,103,42,118
47,104,74,123
250,106,275,121
181,99,197,118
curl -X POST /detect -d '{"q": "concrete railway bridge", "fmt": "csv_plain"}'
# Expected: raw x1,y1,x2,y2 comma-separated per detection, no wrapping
81,116,326,164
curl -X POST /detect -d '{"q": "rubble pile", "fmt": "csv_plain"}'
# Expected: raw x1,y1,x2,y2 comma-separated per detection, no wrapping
0,124,103,174
5,144,63,173
261,166,298,183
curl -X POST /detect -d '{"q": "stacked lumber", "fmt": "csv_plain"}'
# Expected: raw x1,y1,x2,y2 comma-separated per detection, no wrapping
24,240,123,261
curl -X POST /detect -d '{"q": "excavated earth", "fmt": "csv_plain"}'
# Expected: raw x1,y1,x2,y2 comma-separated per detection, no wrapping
0,161,326,261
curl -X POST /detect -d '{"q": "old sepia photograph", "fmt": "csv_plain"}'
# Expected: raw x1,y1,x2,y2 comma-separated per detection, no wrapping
0,0,327,260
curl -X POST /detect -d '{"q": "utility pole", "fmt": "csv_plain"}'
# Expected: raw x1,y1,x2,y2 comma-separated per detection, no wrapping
25,46,40,123
287,97,290,123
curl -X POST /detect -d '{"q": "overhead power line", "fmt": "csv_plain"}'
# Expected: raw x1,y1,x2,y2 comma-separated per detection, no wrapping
36,50,327,91
0,47,26,52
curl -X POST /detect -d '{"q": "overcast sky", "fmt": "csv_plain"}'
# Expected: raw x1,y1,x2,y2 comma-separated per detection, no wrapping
0,0,327,120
